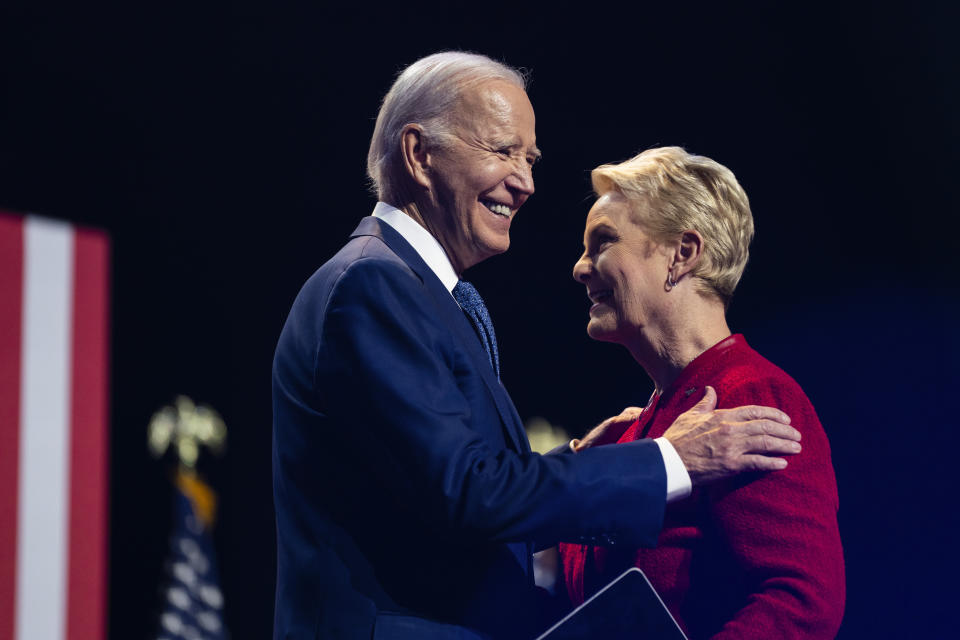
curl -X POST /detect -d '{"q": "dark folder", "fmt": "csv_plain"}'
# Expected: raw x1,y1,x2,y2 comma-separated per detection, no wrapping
536,568,688,639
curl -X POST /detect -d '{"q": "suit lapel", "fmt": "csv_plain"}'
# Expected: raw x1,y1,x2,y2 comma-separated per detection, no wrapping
351,217,529,454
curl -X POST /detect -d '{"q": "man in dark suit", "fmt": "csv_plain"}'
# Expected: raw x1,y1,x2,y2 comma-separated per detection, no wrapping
272,52,801,639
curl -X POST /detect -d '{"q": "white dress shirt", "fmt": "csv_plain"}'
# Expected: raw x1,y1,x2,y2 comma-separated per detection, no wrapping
371,202,692,502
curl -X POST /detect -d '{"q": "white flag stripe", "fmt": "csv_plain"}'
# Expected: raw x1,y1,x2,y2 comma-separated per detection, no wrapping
16,218,74,640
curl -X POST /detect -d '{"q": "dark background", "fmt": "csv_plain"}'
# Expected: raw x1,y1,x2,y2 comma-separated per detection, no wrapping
2,3,958,638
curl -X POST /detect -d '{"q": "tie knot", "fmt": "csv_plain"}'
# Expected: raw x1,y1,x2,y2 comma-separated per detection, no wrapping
452,280,484,312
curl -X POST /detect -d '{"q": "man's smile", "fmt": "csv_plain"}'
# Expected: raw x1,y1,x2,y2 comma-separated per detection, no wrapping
481,199,512,218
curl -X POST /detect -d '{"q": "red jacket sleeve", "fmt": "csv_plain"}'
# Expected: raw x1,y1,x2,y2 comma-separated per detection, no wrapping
706,373,845,640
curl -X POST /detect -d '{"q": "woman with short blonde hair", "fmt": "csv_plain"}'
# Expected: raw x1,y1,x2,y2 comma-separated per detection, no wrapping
590,146,753,306
561,147,845,639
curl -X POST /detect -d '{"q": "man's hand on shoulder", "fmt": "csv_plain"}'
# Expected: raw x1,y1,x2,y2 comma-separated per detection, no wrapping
572,407,644,452
663,386,801,486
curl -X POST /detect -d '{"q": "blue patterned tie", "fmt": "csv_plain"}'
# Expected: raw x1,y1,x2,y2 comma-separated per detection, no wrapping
452,280,500,380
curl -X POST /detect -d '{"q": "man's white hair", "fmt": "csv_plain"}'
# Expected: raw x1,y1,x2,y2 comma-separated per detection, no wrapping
366,51,527,203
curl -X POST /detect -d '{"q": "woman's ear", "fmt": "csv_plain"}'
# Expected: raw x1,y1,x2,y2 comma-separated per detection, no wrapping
672,229,704,280
400,124,432,190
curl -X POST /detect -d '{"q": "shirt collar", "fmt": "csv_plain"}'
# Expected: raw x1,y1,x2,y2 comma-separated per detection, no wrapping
371,202,459,293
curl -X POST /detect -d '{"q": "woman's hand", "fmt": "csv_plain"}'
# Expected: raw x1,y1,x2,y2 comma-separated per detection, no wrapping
572,407,644,451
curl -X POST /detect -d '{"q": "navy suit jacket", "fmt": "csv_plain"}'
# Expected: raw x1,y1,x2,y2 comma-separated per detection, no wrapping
272,216,668,639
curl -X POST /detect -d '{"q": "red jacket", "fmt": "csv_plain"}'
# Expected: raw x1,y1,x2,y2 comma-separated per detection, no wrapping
560,334,845,639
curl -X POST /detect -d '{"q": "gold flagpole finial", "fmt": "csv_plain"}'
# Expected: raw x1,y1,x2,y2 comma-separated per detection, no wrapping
148,395,227,469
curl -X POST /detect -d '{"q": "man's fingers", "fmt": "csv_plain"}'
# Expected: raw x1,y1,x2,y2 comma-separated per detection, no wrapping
691,385,717,411
735,420,802,442
738,454,789,472
721,404,792,425
741,433,802,456
668,392,801,486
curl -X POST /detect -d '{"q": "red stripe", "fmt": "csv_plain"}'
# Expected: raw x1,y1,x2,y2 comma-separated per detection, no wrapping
66,228,110,640
0,212,24,640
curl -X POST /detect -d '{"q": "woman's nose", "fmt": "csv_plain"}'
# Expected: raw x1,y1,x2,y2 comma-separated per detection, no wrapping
573,253,591,283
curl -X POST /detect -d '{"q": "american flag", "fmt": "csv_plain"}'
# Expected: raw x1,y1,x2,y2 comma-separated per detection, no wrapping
154,469,228,640
0,211,109,640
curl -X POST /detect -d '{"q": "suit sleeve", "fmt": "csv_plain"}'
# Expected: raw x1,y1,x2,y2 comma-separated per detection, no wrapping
706,376,845,640
316,257,667,547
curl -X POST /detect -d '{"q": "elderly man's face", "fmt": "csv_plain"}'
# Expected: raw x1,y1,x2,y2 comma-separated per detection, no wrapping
424,80,539,273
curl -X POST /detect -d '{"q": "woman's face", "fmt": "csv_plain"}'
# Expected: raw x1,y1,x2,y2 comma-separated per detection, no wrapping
572,191,672,345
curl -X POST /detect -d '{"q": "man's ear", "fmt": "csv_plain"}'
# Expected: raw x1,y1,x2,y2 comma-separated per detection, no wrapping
671,229,705,280
400,124,432,190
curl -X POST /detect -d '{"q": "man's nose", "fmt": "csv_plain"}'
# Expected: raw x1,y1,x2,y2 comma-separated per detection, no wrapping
505,162,534,196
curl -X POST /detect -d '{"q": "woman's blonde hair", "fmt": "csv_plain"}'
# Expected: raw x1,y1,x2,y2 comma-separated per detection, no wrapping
591,146,754,306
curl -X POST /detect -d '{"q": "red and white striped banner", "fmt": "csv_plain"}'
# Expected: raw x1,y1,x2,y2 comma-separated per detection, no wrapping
0,211,109,640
